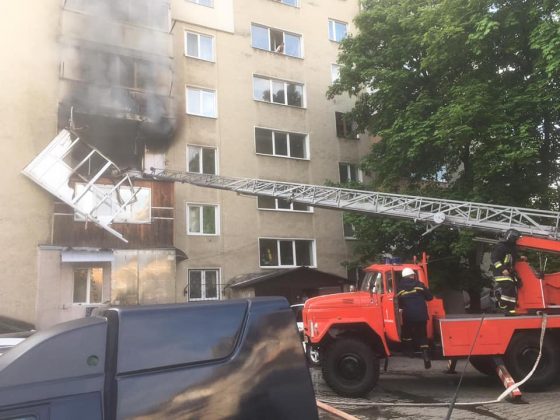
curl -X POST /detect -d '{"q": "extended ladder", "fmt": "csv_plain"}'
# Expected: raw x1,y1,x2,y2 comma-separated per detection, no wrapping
146,168,560,240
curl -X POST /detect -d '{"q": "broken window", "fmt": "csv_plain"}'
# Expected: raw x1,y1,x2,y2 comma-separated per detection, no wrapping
187,145,217,174
251,24,302,58
22,130,142,242
259,238,315,267
253,76,304,107
255,127,308,159
188,269,220,301
74,184,151,224
73,267,104,304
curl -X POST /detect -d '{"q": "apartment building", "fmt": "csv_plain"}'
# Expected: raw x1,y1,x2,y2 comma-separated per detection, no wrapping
0,0,367,328
170,0,369,302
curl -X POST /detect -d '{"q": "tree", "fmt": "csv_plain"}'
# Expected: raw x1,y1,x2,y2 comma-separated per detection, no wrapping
330,0,560,297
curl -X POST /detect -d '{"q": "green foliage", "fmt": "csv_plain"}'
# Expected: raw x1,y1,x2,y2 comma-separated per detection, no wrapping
331,0,560,291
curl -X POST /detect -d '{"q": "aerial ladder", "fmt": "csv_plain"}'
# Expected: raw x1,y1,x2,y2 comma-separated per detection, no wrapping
145,168,560,251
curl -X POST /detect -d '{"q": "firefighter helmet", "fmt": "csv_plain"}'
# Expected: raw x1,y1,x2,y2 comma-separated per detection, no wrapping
402,267,415,278
504,229,521,244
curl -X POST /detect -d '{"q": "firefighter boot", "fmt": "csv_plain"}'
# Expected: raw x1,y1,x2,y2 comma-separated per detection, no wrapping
422,348,431,369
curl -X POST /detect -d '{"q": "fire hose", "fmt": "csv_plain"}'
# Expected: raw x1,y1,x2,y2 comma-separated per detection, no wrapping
318,312,548,412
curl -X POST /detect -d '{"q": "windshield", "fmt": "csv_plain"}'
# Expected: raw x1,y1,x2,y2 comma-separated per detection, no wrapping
360,271,383,293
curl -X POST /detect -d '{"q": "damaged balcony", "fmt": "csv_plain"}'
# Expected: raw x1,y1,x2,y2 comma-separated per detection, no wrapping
23,130,174,249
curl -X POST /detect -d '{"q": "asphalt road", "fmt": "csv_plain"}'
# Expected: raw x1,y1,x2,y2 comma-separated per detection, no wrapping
312,356,560,420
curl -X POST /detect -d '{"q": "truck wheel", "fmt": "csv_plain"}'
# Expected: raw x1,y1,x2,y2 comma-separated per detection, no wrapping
306,344,321,367
322,338,379,397
470,356,496,376
504,332,560,390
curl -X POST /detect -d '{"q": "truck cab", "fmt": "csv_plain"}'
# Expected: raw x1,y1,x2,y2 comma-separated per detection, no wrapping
302,260,445,397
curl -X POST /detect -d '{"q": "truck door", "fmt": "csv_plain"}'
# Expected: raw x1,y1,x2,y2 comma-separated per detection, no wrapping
382,270,401,343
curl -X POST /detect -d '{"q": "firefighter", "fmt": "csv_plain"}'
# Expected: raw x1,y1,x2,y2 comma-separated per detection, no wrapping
491,228,523,315
397,267,433,369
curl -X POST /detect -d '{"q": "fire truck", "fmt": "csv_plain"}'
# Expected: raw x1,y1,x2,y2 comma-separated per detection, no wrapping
143,169,560,400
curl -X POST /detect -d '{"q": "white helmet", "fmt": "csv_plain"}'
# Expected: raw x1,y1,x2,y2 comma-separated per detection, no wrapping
402,267,415,278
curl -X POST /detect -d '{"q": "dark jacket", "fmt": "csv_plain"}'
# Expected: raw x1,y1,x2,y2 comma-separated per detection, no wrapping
397,277,433,322
491,241,518,275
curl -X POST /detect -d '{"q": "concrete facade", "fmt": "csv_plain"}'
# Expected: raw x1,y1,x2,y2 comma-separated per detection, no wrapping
170,0,369,301
0,0,367,327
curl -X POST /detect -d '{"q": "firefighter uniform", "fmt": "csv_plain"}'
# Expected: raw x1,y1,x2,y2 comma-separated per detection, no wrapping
397,269,433,369
491,230,521,314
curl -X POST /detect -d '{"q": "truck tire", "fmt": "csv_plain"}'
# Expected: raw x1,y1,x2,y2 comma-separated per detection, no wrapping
306,344,321,367
469,356,496,376
322,338,379,397
504,332,560,390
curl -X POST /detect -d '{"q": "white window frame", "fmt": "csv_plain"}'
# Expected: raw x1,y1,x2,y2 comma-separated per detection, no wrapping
258,238,317,268
251,23,303,58
187,0,213,7
187,203,220,236
253,75,306,108
339,162,363,183
328,19,348,42
184,30,215,62
257,196,313,213
187,144,218,174
331,64,341,83
254,126,309,160
73,184,152,224
187,268,221,301
73,267,104,305
186,86,217,118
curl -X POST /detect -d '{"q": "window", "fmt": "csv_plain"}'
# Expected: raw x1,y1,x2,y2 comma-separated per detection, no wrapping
186,87,217,117
74,184,152,224
335,112,359,139
187,204,219,235
259,238,315,267
251,24,302,58
73,267,103,304
255,127,308,159
253,76,304,107
272,0,299,6
185,31,214,61
188,269,220,300
188,0,213,6
258,196,311,212
331,64,340,82
343,216,356,239
339,163,363,183
187,145,217,174
328,19,348,42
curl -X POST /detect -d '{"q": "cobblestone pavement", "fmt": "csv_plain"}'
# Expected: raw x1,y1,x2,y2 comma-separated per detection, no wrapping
313,357,560,420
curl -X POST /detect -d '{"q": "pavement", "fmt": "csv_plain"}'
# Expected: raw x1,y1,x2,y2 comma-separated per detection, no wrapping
312,356,560,420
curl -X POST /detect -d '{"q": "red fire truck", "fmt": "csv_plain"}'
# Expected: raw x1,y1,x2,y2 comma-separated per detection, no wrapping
141,168,560,399
303,239,560,397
